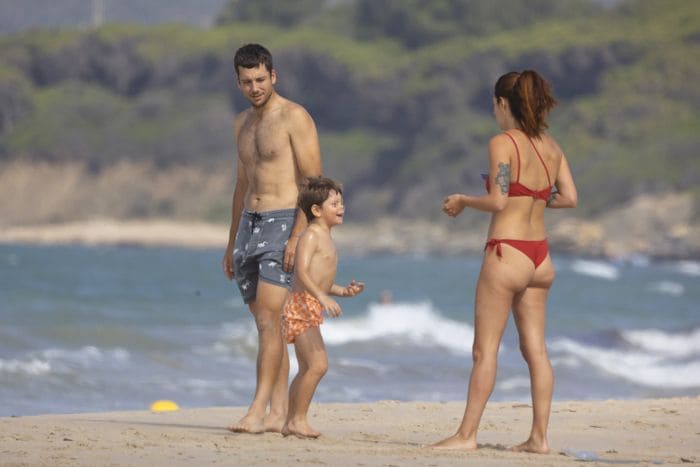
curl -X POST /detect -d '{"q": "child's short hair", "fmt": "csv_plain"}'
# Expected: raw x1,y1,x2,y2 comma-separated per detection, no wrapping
298,176,343,222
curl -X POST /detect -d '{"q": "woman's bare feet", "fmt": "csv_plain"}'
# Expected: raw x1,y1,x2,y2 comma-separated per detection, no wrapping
281,419,321,439
429,434,478,450
227,413,265,434
510,438,549,454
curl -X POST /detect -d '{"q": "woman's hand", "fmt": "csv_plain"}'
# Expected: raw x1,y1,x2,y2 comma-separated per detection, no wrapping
442,194,467,217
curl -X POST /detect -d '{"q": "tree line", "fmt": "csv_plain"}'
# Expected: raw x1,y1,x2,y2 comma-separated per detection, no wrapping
0,0,698,221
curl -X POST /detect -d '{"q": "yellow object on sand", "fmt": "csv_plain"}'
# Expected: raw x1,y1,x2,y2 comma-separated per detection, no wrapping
149,400,179,412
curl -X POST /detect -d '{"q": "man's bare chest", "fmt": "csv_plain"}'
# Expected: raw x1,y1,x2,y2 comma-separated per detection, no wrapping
238,118,290,163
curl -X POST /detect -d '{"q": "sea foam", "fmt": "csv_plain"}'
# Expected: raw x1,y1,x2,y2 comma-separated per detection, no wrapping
550,336,700,389
622,328,700,358
570,259,619,280
323,301,474,355
674,260,700,276
0,358,51,376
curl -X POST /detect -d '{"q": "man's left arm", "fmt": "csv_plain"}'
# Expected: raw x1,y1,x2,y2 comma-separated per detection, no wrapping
283,106,323,272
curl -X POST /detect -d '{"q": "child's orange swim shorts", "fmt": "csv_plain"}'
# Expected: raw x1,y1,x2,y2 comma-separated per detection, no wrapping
281,291,324,343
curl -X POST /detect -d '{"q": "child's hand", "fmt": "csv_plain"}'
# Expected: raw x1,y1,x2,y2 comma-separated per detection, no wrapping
344,280,365,297
319,293,342,318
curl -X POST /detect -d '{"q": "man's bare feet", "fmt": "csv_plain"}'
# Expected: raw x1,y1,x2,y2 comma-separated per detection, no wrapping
227,413,265,434
281,420,321,439
510,439,549,454
429,434,478,450
263,414,286,433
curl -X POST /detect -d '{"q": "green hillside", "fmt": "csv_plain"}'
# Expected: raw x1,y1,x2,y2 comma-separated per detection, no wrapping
0,0,698,222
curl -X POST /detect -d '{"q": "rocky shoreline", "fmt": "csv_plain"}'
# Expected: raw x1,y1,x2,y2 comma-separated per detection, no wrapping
1,160,697,259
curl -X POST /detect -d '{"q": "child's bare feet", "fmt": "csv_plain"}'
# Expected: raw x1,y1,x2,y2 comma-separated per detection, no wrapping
509,438,549,454
227,413,264,434
281,420,321,439
429,434,478,450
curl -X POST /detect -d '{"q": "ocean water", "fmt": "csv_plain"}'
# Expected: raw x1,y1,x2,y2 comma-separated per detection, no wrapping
1,244,698,416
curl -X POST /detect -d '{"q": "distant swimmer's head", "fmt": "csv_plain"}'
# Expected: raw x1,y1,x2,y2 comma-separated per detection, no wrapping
494,70,557,137
299,177,344,225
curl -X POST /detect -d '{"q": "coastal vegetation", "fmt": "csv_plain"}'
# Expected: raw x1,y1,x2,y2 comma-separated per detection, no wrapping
0,0,698,226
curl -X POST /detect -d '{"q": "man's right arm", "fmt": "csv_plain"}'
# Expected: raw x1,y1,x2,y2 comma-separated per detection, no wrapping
223,116,248,280
227,158,247,247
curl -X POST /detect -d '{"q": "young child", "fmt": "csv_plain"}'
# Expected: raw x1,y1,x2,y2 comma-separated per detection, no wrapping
281,176,364,439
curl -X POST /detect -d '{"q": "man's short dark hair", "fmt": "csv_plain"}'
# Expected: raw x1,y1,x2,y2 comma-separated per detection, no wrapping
234,43,273,77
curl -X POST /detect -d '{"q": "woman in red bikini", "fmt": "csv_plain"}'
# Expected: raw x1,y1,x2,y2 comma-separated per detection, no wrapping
432,70,577,453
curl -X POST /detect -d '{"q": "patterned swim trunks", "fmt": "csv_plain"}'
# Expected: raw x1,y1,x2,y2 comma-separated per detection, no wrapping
282,291,324,343
233,209,295,304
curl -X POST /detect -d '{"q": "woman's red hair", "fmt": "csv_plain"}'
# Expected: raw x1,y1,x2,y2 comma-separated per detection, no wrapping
494,70,557,137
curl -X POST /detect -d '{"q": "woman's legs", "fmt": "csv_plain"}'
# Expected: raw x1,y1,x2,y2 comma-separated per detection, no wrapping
511,256,555,453
432,247,533,449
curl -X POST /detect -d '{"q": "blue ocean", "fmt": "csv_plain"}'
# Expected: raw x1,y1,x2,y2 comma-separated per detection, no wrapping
1,244,698,416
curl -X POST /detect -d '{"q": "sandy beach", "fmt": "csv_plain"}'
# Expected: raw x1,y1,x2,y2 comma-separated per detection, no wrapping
2,202,699,258
1,398,697,466
0,219,228,250
0,218,482,254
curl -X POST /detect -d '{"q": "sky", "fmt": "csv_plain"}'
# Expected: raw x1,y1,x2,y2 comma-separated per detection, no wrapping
0,0,229,34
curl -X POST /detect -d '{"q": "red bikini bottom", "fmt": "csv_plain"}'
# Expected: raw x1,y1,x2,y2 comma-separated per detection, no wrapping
484,238,549,267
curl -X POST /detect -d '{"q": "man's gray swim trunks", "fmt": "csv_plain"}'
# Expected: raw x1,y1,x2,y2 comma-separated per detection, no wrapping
233,208,295,304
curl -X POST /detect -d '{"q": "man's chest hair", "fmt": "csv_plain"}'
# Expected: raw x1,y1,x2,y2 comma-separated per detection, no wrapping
239,130,291,166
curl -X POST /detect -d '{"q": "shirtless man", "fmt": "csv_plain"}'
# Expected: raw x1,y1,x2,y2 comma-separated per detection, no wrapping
222,43,322,434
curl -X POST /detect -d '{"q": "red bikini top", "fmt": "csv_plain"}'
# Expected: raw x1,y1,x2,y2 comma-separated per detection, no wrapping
485,130,552,201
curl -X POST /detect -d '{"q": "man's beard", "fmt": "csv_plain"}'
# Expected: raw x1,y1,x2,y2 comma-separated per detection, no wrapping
249,92,270,108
